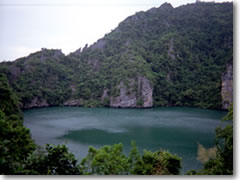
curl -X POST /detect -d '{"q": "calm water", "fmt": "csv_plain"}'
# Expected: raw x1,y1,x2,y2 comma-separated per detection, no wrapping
24,107,227,173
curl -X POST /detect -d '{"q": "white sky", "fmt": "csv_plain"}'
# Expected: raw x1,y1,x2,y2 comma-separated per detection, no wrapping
0,0,233,61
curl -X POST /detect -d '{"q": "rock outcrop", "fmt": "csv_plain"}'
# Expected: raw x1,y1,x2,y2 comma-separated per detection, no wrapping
63,99,82,106
221,64,233,109
138,76,153,107
110,81,137,108
110,76,153,108
23,97,49,109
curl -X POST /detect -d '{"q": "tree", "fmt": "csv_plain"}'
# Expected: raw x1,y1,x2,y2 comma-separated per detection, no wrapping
0,74,23,120
187,105,233,175
81,144,130,175
0,74,35,174
81,142,182,175
132,149,181,175
21,144,82,175
0,110,36,174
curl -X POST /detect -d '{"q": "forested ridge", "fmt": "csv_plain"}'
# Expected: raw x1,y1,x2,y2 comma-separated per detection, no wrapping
0,2,233,110
0,1,233,175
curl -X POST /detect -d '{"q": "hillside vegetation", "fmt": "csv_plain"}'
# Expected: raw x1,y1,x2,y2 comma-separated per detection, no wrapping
0,2,233,109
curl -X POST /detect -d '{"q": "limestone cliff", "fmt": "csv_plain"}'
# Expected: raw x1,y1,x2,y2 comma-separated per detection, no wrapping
109,76,153,108
221,64,233,110
138,77,153,107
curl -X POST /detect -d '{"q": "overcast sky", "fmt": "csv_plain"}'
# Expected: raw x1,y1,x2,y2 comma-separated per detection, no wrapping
0,0,233,61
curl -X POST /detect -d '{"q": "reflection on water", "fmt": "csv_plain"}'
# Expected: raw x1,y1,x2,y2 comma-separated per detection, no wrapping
24,106,227,173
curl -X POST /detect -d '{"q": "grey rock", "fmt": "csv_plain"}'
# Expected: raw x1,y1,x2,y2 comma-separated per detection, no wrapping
110,76,153,108
221,64,233,109
110,81,137,108
168,38,176,60
90,39,106,50
9,65,21,78
101,89,109,102
24,97,49,109
63,99,82,106
73,48,81,56
70,84,77,94
138,76,153,107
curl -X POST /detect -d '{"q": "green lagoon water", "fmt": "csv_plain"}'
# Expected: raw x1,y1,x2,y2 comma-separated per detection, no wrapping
24,106,227,173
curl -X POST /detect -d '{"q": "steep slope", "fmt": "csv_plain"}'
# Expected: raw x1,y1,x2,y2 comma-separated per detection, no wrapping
0,2,233,109
0,49,74,108
67,2,233,109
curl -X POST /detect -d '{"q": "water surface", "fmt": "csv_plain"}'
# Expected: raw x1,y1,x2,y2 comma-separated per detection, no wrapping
24,106,227,173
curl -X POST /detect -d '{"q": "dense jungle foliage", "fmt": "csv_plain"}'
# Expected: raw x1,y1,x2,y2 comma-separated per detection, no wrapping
0,2,233,109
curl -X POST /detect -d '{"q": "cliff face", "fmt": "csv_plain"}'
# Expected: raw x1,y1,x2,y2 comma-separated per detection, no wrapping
138,76,153,107
221,64,233,110
109,76,153,108
110,81,137,108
